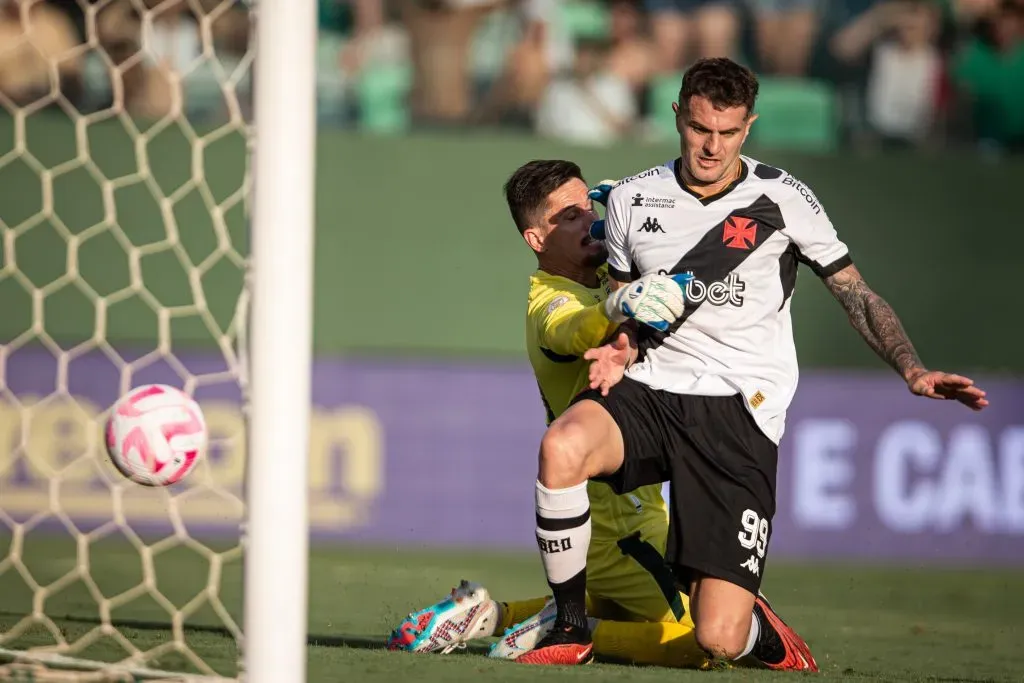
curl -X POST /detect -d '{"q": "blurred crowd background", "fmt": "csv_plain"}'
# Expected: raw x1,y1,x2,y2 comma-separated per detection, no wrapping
1,0,1023,155
0,7,1021,675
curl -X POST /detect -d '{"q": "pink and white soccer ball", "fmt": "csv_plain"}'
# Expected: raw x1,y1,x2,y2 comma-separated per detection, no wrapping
105,384,208,486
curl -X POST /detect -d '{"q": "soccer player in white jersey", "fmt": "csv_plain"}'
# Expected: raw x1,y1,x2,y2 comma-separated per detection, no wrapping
519,57,990,668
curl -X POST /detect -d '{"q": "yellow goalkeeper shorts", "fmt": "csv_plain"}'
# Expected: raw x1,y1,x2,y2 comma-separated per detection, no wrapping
586,524,694,628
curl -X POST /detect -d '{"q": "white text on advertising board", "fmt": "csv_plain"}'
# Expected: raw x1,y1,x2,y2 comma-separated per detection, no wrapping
0,397,384,532
792,419,1024,534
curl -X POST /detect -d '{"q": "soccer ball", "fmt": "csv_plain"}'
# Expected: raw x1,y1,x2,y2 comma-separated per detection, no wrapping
105,384,208,487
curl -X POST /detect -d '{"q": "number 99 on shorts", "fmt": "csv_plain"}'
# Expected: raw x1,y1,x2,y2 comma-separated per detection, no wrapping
738,508,769,559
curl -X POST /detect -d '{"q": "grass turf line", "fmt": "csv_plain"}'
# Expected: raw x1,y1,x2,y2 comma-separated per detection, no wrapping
0,538,1020,681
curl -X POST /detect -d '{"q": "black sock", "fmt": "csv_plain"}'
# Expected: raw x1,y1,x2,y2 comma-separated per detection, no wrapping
750,603,786,665
550,569,589,630
535,481,592,631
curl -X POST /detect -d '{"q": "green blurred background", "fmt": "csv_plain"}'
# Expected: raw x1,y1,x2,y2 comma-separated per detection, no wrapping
1,113,1020,372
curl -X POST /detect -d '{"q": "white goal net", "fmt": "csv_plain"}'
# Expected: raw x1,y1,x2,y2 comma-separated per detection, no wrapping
0,0,259,679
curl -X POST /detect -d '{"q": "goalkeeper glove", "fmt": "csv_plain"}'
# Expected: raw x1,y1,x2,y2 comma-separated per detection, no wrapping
588,180,616,207
587,179,616,241
604,273,693,332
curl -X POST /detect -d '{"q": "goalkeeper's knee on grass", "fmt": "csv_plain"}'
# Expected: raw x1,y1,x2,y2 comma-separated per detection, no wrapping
591,619,709,669
492,597,710,668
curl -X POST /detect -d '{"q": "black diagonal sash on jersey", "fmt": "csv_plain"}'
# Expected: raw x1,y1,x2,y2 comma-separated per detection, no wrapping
636,194,786,357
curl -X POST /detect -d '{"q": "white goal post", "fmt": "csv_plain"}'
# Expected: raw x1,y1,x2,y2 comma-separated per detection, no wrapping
245,0,316,681
0,0,317,680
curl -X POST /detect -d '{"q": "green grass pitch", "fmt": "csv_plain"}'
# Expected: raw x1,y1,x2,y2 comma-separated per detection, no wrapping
1,537,1021,681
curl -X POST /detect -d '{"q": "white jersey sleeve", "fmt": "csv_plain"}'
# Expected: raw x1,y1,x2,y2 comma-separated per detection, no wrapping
603,187,634,283
778,175,852,277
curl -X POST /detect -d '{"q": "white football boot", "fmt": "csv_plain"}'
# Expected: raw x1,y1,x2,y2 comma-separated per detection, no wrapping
487,596,557,660
387,580,499,654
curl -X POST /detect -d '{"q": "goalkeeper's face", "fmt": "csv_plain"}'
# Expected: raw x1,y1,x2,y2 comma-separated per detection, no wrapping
525,178,606,269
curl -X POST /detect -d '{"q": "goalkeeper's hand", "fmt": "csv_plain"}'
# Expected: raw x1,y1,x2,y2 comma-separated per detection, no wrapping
604,273,693,332
588,180,616,207
587,179,616,241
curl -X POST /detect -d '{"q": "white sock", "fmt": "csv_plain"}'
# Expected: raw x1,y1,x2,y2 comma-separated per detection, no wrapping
736,611,760,660
534,480,591,586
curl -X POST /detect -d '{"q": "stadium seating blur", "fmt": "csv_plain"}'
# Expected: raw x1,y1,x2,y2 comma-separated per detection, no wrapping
8,0,1017,153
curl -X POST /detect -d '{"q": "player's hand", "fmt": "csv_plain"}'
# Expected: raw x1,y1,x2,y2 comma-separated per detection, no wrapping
604,273,693,332
585,332,632,396
906,370,989,411
588,180,616,207
587,180,616,241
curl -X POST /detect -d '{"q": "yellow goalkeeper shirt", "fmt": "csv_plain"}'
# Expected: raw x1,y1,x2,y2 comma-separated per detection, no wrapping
526,265,669,544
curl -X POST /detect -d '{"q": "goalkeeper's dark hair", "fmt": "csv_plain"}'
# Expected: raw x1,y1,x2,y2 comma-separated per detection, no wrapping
678,57,759,117
504,160,585,234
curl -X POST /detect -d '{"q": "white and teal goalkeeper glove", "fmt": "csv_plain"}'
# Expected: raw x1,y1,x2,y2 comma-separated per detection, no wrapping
604,273,693,332
587,180,616,241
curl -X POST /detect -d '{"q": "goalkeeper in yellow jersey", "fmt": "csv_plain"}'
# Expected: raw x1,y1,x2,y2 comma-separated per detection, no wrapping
387,160,726,669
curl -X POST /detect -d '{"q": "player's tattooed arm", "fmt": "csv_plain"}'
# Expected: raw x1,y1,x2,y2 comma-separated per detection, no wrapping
823,264,926,382
824,263,988,410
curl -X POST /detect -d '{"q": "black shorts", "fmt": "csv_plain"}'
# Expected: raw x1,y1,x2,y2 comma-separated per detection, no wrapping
572,377,778,595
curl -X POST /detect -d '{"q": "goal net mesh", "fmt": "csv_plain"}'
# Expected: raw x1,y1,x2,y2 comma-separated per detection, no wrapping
0,1,255,679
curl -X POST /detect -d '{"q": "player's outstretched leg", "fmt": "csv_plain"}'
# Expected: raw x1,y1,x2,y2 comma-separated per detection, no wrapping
387,580,500,654
516,400,626,666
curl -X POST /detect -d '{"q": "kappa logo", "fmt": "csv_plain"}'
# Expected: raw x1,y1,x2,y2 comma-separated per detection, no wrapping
723,216,757,250
741,555,761,576
638,217,665,234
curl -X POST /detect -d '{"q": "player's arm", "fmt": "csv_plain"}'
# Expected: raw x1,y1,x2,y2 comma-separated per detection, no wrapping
780,181,988,411
822,263,924,381
779,179,921,379
602,276,641,371
542,278,685,358
538,294,620,358
537,290,641,398
821,265,986,410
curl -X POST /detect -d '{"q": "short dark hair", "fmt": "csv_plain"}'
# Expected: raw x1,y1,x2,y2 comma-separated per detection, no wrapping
678,57,759,116
504,160,585,234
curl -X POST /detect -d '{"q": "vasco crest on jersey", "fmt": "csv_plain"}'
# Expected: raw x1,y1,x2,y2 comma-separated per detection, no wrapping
722,216,758,250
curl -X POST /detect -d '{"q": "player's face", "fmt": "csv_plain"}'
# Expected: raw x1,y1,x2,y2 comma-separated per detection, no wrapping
524,178,606,268
675,95,757,187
